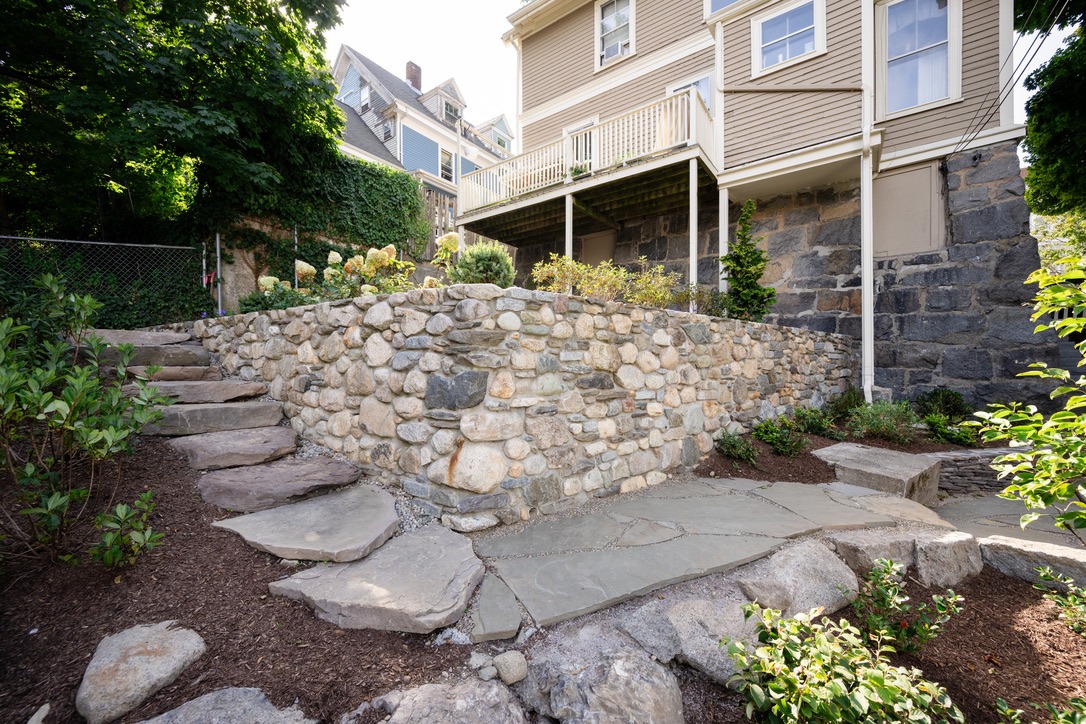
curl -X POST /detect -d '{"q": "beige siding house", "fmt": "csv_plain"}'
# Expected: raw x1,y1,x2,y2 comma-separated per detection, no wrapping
457,0,1060,406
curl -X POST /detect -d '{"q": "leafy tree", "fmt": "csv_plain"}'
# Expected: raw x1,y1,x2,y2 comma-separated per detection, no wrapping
721,199,776,321
1018,0,1086,215
1034,210,1086,270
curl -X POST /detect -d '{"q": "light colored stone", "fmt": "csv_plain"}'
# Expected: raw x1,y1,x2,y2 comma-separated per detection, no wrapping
493,651,528,685
373,680,527,724
915,531,983,588
455,298,491,321
364,301,394,329
525,417,570,449
129,366,223,382
269,525,484,633
461,411,524,442
736,540,858,617
496,312,522,331
93,329,191,346
213,485,399,562
813,443,941,504
588,342,620,372
359,396,397,438
980,535,1086,586
470,574,522,643
76,621,205,724
400,309,429,337
752,482,895,530
136,687,314,724
849,495,957,529
364,334,394,367
548,649,683,724
145,401,283,436
504,438,530,460
824,529,919,575
443,513,500,532
431,444,508,493
197,456,362,512
168,426,296,470
27,704,50,724
490,370,516,399
616,364,645,390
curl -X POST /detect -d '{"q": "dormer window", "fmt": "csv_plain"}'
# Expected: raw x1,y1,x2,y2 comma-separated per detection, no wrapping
358,85,371,114
444,100,461,125
495,136,509,150
596,0,634,69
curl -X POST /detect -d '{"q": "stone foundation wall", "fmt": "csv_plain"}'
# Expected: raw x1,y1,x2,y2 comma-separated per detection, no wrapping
927,447,1014,495
190,284,855,526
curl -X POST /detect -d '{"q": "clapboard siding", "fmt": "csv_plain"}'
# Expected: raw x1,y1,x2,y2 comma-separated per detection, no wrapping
402,126,439,176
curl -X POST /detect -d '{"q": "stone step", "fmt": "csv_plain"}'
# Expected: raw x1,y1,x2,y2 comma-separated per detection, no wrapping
198,456,363,512
269,524,484,633
125,380,267,404
812,442,940,505
91,329,191,346
145,401,283,436
104,344,210,368
169,426,297,470
129,366,223,382
213,485,399,562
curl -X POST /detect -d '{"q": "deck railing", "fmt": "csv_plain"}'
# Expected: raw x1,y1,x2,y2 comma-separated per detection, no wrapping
460,89,716,215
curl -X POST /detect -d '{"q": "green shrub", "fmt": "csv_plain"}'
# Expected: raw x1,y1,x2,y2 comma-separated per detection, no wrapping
997,697,1086,724
720,199,776,322
239,283,315,313
826,385,867,422
914,389,973,423
851,559,964,655
0,275,171,562
672,284,729,316
531,253,682,307
625,257,681,308
715,432,757,467
847,401,922,444
90,492,164,568
1034,566,1086,638
793,407,845,440
752,418,808,457
924,413,979,447
448,240,516,288
726,603,964,724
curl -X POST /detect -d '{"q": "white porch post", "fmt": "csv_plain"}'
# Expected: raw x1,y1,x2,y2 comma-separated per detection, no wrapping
457,225,466,253
861,0,876,401
688,159,699,304
718,187,729,293
565,194,574,259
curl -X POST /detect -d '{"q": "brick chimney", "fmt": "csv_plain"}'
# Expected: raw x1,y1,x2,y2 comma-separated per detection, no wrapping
406,62,422,92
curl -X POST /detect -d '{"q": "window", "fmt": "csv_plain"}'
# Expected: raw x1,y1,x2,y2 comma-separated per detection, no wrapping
444,100,460,125
878,0,960,117
751,0,824,75
440,150,454,182
383,120,394,141
495,136,508,150
668,76,713,112
358,85,371,114
596,0,634,68
706,0,743,16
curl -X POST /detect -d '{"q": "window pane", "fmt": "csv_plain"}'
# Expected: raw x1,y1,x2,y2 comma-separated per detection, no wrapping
788,27,816,57
887,0,917,57
762,12,792,44
887,43,948,112
916,0,948,48
762,38,790,68
764,2,814,43
710,0,742,11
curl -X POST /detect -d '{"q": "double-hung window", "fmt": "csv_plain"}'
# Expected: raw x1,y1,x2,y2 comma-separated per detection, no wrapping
752,0,824,76
597,0,634,68
667,76,713,112
440,150,454,182
878,0,960,117
358,85,371,114
444,100,461,125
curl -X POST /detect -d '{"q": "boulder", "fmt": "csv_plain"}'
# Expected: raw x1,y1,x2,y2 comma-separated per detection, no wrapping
76,621,205,724
980,535,1086,587
493,651,529,685
213,485,398,562
128,380,267,404
548,649,683,724
169,426,296,470
269,525,484,633
372,680,527,724
915,531,984,588
813,443,941,504
197,456,362,512
136,687,314,724
735,540,857,616
145,401,284,436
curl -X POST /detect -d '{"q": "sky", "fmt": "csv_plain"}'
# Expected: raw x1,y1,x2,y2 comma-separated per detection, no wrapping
322,1,1075,137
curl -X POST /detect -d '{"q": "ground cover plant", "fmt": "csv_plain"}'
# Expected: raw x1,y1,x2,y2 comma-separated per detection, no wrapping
852,560,964,654
751,418,808,457
1034,567,1086,638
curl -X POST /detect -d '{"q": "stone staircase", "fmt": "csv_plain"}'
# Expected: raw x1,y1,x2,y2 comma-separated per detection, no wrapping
109,329,480,636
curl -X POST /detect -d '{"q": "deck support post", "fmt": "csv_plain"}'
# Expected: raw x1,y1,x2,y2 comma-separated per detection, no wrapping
688,159,698,310
565,194,574,260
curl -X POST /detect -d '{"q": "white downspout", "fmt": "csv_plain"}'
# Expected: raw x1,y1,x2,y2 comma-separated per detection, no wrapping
714,21,728,295
860,0,876,402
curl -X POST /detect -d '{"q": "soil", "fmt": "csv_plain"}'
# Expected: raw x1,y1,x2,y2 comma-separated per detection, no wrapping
3,439,1085,723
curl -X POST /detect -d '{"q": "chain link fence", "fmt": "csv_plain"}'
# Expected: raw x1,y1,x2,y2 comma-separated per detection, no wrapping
0,235,216,328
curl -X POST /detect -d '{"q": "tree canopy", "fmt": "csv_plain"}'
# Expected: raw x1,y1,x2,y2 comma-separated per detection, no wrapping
1018,0,1086,215
0,0,348,238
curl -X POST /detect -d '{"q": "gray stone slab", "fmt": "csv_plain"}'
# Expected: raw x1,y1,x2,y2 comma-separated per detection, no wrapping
614,519,683,547
847,495,956,529
129,366,223,382
198,456,362,512
491,534,785,626
703,478,771,492
105,344,210,368
213,485,398,562
980,534,1086,586
146,401,283,436
269,525,484,633
129,380,267,404
169,426,296,470
475,514,631,558
136,688,314,724
813,442,940,504
751,482,895,530
470,574,522,643
609,495,820,539
640,480,728,498
92,329,191,346
819,481,885,498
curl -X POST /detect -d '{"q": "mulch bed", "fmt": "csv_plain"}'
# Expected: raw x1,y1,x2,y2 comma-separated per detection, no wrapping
3,439,1084,723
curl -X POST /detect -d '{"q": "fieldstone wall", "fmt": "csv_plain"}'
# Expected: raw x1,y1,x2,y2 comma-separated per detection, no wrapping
927,447,1015,496
190,284,855,527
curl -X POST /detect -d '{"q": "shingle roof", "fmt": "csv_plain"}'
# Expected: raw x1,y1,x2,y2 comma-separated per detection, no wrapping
335,99,402,168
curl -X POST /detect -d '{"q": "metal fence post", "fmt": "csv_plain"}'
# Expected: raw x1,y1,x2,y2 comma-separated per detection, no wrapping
215,231,222,313
293,223,299,288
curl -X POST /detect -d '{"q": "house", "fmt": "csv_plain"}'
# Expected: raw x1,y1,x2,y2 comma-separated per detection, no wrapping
455,0,1065,406
330,46,514,250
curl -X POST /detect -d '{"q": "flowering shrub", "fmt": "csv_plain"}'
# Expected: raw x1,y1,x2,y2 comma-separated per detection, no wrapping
531,253,681,306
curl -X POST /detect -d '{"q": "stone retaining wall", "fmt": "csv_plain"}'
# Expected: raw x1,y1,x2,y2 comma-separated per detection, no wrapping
189,284,855,526
927,446,1015,495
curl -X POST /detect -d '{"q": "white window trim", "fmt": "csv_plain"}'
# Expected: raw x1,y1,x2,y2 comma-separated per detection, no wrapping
875,0,963,121
358,85,371,114
562,115,600,136
439,148,454,182
594,0,637,73
667,74,713,112
749,0,827,79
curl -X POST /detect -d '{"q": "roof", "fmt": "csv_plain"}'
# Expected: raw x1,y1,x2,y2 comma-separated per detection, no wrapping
335,99,402,168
